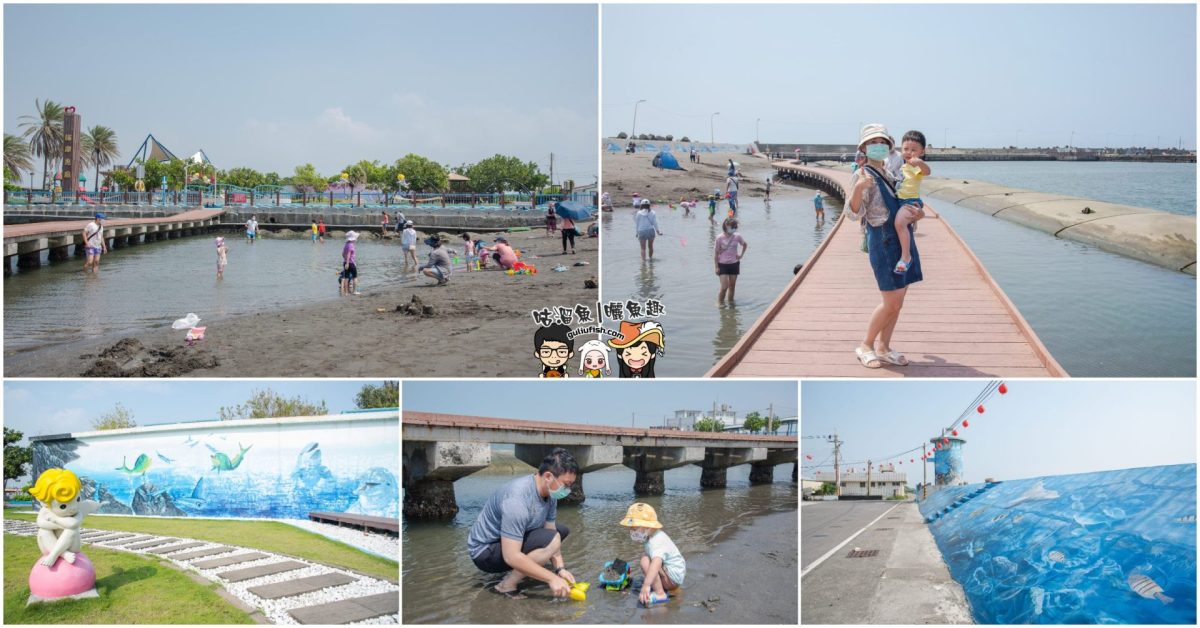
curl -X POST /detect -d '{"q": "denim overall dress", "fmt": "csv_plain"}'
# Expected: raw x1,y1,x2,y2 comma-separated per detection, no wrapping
864,166,923,291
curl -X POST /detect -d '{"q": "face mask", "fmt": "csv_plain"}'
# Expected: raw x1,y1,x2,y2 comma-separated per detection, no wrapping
630,529,649,542
865,143,890,161
547,475,570,500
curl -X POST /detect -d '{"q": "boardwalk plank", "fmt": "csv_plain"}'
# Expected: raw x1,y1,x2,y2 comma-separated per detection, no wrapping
709,164,1066,377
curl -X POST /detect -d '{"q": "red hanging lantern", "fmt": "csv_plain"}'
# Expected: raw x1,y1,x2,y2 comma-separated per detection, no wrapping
952,429,958,436
962,419,969,428
977,404,985,414
942,438,949,445
999,383,1008,395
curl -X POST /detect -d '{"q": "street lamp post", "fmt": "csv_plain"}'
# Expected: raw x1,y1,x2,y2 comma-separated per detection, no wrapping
631,99,646,139
710,112,720,144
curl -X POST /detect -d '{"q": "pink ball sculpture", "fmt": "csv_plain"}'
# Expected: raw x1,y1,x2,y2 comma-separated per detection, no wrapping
26,468,101,605
29,553,97,600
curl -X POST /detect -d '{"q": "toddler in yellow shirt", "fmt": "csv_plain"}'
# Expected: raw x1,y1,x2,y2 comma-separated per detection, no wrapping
894,130,931,274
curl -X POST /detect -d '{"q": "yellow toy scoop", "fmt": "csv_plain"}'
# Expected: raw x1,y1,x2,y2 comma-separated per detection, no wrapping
568,581,590,601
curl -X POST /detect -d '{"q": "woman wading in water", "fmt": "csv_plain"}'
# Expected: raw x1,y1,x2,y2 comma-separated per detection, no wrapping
845,123,924,368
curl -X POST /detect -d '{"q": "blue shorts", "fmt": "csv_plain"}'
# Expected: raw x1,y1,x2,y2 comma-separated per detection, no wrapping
637,230,657,242
85,246,103,256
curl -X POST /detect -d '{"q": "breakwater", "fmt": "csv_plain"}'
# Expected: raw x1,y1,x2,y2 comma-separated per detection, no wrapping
921,177,1196,274
919,464,1196,624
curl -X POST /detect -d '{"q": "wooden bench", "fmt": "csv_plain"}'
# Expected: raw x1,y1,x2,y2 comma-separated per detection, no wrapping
308,511,399,535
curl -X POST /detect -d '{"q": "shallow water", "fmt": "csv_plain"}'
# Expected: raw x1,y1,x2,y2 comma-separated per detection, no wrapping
401,464,797,624
926,161,1196,215
3,236,420,353
600,194,835,377
601,182,1195,377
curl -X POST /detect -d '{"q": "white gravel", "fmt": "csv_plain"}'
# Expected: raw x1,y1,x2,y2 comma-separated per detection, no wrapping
277,518,399,561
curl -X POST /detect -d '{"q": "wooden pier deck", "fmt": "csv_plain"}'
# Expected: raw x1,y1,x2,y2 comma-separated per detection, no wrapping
707,163,1067,378
4,209,225,266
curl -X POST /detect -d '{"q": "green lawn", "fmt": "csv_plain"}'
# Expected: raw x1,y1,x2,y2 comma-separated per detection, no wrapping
4,534,254,624
5,511,397,581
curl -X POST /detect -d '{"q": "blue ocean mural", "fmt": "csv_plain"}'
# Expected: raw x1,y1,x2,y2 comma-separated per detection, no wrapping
30,413,399,520
919,464,1196,624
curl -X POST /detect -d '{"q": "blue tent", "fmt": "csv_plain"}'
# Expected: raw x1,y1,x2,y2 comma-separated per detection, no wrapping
554,201,593,222
653,151,684,170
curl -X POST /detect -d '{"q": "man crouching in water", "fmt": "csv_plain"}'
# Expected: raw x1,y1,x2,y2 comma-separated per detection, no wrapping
467,447,578,599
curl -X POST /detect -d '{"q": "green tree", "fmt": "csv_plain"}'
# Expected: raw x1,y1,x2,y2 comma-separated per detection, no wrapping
92,403,137,430
80,125,119,193
355,381,399,409
743,412,781,434
223,166,266,189
463,154,548,193
693,416,725,432
341,159,382,195
18,99,64,189
218,388,328,421
392,153,449,192
4,133,35,184
104,167,136,192
4,427,32,486
816,482,837,496
290,163,326,193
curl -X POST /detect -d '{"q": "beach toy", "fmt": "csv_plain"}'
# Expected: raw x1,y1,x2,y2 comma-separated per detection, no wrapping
185,326,206,346
598,558,631,591
568,581,590,601
640,592,670,607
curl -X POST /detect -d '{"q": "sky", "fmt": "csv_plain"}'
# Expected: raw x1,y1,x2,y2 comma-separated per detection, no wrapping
3,380,394,443
4,4,597,185
603,4,1197,149
801,380,1196,483
403,380,797,427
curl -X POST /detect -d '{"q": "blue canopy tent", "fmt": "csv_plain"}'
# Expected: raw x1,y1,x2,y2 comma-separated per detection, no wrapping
554,200,594,222
652,150,684,170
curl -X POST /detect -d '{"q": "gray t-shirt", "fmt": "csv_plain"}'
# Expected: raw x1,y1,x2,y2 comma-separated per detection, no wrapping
467,474,556,559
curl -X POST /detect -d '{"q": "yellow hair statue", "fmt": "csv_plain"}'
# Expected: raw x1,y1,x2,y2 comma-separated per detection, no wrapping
29,468,81,504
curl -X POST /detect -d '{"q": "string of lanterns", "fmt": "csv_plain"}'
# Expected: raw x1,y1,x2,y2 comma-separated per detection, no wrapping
802,381,1010,476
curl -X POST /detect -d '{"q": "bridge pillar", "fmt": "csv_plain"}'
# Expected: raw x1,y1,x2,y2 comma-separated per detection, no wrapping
47,236,72,262
749,449,799,485
623,446,705,495
4,256,12,277
16,239,46,269
513,444,622,504
697,447,767,488
402,441,490,519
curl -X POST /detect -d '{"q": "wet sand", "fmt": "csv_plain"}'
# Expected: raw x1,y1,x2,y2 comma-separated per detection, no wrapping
602,151,802,208
4,227,597,377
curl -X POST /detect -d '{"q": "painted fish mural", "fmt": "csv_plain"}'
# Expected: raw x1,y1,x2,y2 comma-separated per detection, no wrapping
156,451,175,464
115,453,152,475
174,477,207,510
345,467,399,518
210,443,251,472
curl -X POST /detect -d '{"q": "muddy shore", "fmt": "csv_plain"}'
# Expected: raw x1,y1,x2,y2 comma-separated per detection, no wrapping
4,226,597,377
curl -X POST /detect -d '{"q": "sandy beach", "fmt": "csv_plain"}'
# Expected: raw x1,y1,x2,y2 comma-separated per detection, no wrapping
4,226,597,377
601,151,808,209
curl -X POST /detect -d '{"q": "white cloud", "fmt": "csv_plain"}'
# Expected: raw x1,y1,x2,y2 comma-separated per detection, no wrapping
47,408,89,434
318,107,376,142
5,387,32,402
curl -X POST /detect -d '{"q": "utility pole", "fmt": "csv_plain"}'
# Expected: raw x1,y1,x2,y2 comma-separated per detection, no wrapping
631,412,635,428
866,459,872,498
767,403,773,434
921,441,927,500
549,153,554,186
830,430,842,497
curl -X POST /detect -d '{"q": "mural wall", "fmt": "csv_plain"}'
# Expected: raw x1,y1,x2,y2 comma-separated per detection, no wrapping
919,464,1196,624
932,437,965,486
31,413,399,520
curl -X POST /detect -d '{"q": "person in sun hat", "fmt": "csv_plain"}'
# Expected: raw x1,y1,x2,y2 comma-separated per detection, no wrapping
418,234,452,287
607,320,664,378
81,212,108,273
844,123,925,370
214,236,228,279
341,230,360,295
619,502,685,606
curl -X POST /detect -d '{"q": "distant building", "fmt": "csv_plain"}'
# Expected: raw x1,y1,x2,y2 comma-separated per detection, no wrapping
837,469,907,498
664,404,737,430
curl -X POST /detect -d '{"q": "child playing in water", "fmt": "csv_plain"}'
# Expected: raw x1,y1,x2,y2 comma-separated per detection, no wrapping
620,503,684,606
215,236,228,279
708,188,719,221
546,205,558,236
401,221,418,266
894,130,931,274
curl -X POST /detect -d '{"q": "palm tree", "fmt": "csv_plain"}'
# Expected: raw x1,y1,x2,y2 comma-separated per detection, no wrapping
81,126,119,192
4,133,35,184
18,99,64,189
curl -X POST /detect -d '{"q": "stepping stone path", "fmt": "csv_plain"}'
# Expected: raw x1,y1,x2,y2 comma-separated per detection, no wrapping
4,519,397,624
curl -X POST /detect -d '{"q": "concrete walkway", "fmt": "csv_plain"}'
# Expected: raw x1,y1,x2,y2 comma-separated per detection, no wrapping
801,501,972,624
5,519,397,624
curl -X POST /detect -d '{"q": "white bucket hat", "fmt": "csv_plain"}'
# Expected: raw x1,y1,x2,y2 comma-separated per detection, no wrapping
858,123,893,151
346,230,359,242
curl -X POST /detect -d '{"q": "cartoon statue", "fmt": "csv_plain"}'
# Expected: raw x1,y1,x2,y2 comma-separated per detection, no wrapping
608,321,665,378
534,323,574,378
577,339,611,378
27,468,100,604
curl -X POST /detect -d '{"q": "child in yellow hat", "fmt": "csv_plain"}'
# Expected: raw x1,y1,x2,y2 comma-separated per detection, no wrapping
620,502,685,606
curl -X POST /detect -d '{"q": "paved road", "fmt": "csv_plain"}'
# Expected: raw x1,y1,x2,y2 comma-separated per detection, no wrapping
801,500,898,570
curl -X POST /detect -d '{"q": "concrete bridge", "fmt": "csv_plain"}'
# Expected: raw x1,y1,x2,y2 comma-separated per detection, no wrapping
3,209,224,275
402,412,799,518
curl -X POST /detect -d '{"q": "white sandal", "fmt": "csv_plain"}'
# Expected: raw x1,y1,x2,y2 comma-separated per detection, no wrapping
878,350,909,366
855,346,882,369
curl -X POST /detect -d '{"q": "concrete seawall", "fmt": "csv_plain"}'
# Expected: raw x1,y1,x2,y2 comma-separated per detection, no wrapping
921,177,1196,274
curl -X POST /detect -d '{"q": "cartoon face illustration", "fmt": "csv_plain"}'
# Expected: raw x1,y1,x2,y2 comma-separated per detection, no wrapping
534,323,575,377
577,339,611,377
607,321,665,378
